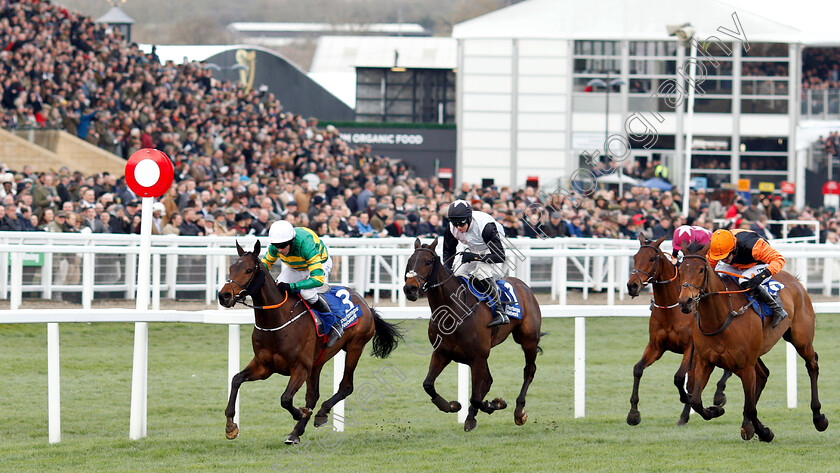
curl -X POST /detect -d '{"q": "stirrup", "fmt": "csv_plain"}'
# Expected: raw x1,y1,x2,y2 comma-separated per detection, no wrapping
487,310,509,328
326,324,344,348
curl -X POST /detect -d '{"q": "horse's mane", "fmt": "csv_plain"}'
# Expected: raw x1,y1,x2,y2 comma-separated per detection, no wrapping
685,241,708,255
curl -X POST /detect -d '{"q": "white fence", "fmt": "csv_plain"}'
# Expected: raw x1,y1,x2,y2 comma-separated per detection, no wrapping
2,233,840,311
2,303,838,443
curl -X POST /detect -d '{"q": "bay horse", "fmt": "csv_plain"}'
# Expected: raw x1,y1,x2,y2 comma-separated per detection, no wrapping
403,238,543,431
678,243,828,441
626,235,731,426
217,240,402,444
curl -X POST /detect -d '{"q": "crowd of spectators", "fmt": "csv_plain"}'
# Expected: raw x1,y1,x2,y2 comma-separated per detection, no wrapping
802,48,840,91
0,0,834,245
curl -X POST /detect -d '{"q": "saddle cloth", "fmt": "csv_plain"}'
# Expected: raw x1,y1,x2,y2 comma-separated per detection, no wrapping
725,275,785,322
306,286,362,337
460,277,523,320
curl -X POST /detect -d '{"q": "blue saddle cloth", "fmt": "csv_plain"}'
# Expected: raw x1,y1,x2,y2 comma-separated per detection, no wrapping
308,286,363,337
725,275,785,322
460,277,523,320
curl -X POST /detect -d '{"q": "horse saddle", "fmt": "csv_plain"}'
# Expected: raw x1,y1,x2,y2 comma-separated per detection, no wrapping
460,277,523,320
727,275,785,321
304,286,363,337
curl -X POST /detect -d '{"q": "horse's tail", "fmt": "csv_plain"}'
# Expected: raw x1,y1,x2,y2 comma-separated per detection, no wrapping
535,331,549,355
370,308,403,359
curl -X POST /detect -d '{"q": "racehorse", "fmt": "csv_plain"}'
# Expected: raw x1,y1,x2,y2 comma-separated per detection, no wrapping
403,238,543,431
678,243,828,441
217,240,402,444
626,235,731,426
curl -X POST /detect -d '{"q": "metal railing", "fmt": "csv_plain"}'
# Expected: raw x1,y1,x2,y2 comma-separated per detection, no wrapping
801,89,840,120
3,232,840,310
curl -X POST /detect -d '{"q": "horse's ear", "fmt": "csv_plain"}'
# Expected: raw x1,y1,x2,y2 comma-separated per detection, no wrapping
236,240,245,256
253,239,261,255
654,236,666,248
638,233,646,245
428,237,438,251
414,238,422,249
700,242,711,255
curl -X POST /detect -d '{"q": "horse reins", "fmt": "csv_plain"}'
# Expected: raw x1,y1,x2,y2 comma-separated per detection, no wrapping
224,256,302,332
405,248,459,292
680,254,752,336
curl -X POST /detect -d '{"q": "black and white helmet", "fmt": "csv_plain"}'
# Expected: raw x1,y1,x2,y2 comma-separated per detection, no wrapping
448,200,472,227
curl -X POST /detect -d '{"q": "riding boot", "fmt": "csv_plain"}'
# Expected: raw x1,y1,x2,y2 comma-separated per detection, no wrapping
484,279,509,328
326,322,344,348
753,284,788,328
310,294,331,313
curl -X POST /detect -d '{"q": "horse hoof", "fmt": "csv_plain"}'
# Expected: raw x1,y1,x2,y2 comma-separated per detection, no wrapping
492,398,507,410
741,423,755,441
464,418,477,432
676,417,688,427
449,401,462,413
758,427,774,443
285,434,300,445
299,407,312,419
515,411,528,426
814,414,829,432
708,406,725,418
714,393,727,407
626,411,641,426
314,413,328,427
225,424,239,440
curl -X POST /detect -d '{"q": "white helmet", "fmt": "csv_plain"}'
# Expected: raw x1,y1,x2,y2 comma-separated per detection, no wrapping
269,220,295,245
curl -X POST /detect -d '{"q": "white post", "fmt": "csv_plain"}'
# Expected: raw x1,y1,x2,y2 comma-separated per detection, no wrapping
47,322,60,443
82,252,93,310
786,342,797,409
129,196,154,440
607,255,615,305
682,44,698,215
559,256,568,306
152,253,161,311
458,363,469,424
397,254,406,307
10,251,22,310
574,316,586,418
228,324,240,425
333,350,346,432
42,252,53,299
373,255,381,304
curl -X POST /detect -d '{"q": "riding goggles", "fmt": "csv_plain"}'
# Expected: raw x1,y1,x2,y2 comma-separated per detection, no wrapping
272,239,293,249
451,218,470,227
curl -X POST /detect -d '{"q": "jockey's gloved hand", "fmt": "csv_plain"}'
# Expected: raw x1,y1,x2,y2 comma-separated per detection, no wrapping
461,252,480,263
277,282,293,293
740,268,771,290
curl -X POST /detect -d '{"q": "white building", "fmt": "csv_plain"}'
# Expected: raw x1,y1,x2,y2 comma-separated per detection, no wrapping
452,0,836,206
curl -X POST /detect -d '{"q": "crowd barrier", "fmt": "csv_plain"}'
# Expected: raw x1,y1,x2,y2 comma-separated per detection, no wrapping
2,232,840,312
2,303,839,443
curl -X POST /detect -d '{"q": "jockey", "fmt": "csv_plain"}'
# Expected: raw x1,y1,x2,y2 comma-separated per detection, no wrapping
442,200,509,328
671,225,712,260
262,220,342,347
707,229,788,327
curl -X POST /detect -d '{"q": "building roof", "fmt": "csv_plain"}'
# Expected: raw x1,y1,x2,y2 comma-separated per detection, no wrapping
311,36,456,73
452,0,804,43
229,22,429,36
95,6,135,25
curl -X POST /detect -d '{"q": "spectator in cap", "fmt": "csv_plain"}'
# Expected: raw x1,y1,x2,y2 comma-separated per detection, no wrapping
370,203,392,233
385,212,409,237
544,211,567,238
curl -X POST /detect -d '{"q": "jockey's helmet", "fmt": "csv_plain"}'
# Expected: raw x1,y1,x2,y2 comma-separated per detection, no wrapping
709,229,736,261
448,200,472,227
269,220,295,248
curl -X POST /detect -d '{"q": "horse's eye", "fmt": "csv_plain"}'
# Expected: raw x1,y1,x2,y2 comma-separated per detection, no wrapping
246,268,253,273
649,257,655,262
425,259,433,266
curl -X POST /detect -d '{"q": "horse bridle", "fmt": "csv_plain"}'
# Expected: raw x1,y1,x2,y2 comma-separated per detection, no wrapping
224,254,287,312
405,247,457,292
680,254,751,336
631,244,679,287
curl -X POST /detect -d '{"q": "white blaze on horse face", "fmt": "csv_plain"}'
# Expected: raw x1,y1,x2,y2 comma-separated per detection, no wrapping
405,270,418,281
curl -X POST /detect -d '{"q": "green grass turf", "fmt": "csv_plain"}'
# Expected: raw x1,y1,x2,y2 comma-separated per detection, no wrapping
0,313,838,472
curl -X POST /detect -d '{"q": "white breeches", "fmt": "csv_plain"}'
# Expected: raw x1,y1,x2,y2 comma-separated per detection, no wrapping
276,256,333,303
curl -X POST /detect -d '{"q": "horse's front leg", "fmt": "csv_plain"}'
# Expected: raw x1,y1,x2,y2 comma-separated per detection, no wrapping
688,356,724,421
713,370,733,407
627,341,665,426
738,364,773,442
281,367,311,445
225,359,271,439
423,350,460,414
